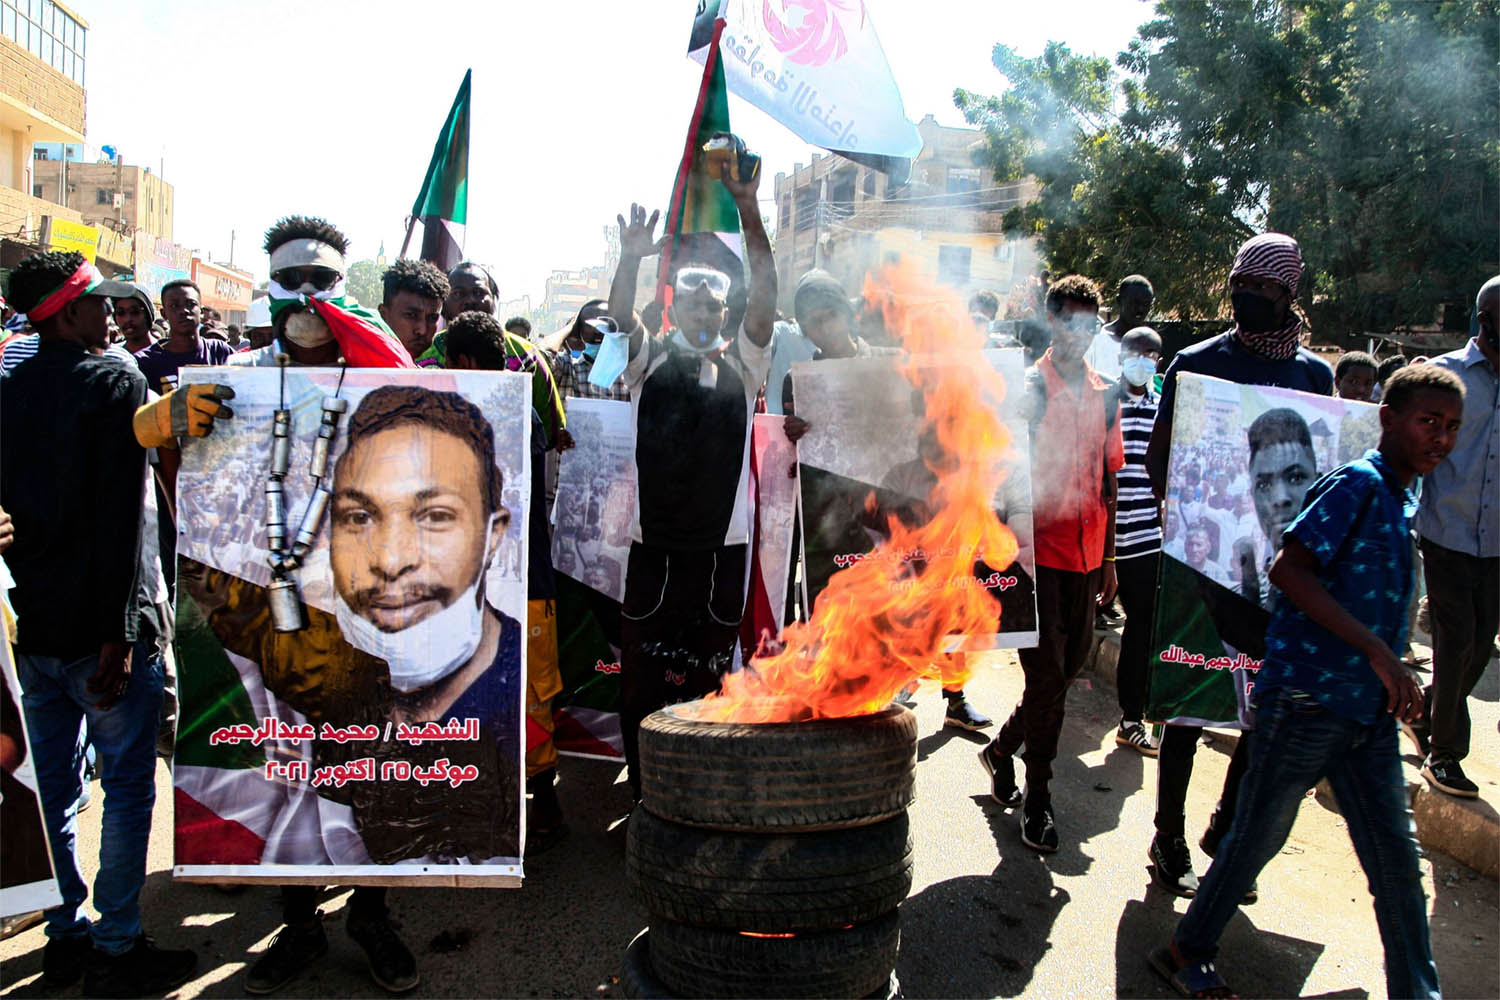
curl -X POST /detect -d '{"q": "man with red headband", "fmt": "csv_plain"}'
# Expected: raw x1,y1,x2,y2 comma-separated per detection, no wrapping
0,250,198,996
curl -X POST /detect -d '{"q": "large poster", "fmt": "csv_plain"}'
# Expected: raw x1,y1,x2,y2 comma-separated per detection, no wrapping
550,399,635,603
172,367,530,885
1148,374,1380,727
548,398,634,761
792,350,1038,649
1,589,62,918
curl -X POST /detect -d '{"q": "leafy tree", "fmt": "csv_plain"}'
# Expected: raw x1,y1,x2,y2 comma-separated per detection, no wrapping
345,259,385,310
958,1,1499,337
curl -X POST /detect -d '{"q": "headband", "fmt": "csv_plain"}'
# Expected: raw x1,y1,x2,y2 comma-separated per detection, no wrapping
1230,233,1302,298
268,238,346,275
25,260,103,323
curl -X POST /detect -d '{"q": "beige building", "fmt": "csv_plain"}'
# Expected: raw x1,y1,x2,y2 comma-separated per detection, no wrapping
0,0,87,253
33,158,174,241
771,114,1040,313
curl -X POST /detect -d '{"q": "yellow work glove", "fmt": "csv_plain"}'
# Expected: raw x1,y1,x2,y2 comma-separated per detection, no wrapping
132,384,236,449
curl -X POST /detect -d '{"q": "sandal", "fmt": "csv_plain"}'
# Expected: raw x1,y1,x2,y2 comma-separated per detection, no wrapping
1149,943,1238,999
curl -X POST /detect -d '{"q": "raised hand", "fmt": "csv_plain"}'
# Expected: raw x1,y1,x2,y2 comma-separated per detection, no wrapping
617,204,661,260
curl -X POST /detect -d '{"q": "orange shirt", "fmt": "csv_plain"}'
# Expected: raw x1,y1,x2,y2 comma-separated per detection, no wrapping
1031,351,1124,573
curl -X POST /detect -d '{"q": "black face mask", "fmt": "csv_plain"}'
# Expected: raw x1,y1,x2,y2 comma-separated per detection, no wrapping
1231,290,1283,334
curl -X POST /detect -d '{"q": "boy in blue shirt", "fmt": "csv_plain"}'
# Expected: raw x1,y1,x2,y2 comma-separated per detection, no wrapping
1150,364,1465,1000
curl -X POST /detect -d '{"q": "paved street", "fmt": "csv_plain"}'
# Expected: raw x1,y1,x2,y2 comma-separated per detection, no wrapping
3,650,1496,999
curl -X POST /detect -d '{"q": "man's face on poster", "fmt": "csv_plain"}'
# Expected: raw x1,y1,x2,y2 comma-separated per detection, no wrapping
1249,440,1315,551
331,423,505,632
1185,526,1212,568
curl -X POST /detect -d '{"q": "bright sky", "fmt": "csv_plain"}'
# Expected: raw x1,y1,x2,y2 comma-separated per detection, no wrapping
82,0,1153,302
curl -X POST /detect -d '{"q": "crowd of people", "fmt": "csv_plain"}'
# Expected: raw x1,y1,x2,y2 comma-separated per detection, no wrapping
0,138,1495,1000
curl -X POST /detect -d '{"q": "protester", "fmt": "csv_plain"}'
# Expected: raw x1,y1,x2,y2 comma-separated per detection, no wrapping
224,323,243,348
764,314,817,416
605,147,776,800
219,217,420,995
1334,350,1378,401
980,274,1123,853
244,297,274,351
1408,275,1499,798
135,279,234,393
113,287,157,355
0,250,197,996
1084,275,1153,380
1112,326,1163,757
1372,353,1408,403
546,298,631,402
377,258,448,359
504,315,533,340
1150,363,1461,1000
1144,231,1333,897
969,288,1000,330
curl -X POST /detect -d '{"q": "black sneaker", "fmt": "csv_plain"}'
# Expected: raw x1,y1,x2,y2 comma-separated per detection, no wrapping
944,695,993,731
1019,800,1059,853
346,907,419,994
1422,755,1479,798
1148,834,1199,897
1116,720,1159,757
83,935,197,999
42,933,93,988
244,919,327,995
1400,719,1431,758
978,742,1022,807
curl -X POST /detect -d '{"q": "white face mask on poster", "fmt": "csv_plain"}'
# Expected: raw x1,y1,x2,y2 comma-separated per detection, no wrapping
332,514,501,692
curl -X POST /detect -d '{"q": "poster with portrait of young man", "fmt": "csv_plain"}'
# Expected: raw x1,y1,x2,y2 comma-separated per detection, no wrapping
1148,373,1379,728
171,367,531,886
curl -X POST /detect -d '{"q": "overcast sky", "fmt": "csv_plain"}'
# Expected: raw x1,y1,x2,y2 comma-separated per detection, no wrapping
81,0,1151,301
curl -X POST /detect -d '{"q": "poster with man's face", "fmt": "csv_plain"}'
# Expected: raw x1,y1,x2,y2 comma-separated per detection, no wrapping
1148,373,1379,728
173,367,530,885
792,350,1038,649
550,398,634,603
1,630,62,917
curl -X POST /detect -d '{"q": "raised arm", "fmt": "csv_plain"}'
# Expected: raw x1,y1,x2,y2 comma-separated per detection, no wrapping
610,204,660,358
719,168,776,348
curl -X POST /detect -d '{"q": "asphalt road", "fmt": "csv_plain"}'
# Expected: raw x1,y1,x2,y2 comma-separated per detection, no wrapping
3,650,1496,999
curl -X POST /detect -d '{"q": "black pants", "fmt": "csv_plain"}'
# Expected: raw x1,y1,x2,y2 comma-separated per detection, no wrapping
1115,552,1160,721
1153,724,1252,840
991,565,1100,799
620,542,747,798
1420,538,1499,762
283,885,385,925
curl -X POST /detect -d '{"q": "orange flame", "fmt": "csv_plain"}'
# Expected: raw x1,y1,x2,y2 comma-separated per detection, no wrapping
696,261,1019,723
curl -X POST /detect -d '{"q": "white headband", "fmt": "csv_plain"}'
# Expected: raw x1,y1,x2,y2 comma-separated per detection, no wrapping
269,238,345,275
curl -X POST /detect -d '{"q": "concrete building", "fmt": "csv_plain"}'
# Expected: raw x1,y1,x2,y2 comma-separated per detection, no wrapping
1,0,87,265
540,266,607,330
33,156,174,241
771,114,1040,313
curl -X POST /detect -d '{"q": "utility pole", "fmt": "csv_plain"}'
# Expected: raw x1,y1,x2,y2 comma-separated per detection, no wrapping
229,229,235,267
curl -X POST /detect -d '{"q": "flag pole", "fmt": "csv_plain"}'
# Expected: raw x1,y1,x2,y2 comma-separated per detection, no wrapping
657,16,727,310
397,216,416,260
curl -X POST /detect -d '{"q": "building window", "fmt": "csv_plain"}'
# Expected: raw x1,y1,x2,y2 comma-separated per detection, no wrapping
993,241,1014,262
3,0,86,85
937,245,972,286
863,171,877,198
33,147,49,161
33,184,44,198
97,188,112,205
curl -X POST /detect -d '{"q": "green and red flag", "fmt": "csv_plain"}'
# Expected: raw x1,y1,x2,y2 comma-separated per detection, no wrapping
406,69,471,274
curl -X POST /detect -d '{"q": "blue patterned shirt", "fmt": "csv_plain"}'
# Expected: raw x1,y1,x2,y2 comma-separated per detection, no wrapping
1256,449,1415,724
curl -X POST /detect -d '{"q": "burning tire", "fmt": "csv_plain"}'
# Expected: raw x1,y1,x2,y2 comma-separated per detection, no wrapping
647,911,901,999
627,809,912,932
637,703,917,832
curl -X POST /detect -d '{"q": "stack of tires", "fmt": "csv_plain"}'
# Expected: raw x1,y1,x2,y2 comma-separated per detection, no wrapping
622,702,918,999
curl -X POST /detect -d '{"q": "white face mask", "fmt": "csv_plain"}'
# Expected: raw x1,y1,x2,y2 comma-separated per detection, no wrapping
283,309,334,349
332,514,500,692
1121,354,1158,387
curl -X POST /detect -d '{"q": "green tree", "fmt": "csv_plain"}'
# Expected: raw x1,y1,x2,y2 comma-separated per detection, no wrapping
345,259,384,310
959,1,1499,336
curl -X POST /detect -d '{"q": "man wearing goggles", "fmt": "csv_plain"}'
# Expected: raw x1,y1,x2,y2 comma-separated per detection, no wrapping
602,135,778,802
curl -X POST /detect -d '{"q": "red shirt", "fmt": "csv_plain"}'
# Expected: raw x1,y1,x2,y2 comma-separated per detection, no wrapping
1031,351,1124,573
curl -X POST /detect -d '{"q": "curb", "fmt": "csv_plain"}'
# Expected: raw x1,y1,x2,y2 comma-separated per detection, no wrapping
1081,626,1499,879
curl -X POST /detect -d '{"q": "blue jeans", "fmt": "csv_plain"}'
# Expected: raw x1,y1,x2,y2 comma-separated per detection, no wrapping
1173,688,1439,1000
18,638,163,956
